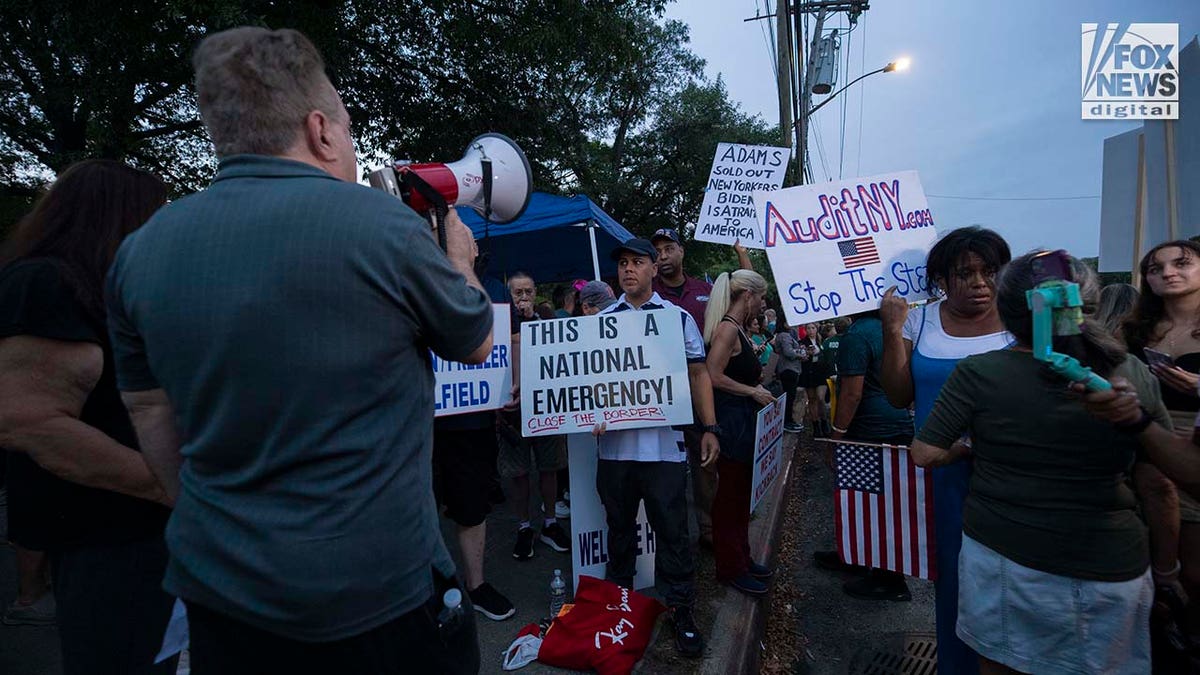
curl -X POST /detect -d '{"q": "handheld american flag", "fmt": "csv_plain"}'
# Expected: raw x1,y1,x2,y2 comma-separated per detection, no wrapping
833,441,936,580
837,237,881,269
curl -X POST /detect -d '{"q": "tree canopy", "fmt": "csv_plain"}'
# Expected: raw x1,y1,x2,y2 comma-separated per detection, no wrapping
0,1,778,278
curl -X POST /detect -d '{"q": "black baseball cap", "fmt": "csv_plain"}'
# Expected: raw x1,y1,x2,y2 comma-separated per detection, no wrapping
610,238,658,262
651,228,682,245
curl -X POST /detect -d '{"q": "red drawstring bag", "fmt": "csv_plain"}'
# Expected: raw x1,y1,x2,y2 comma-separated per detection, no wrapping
536,576,666,675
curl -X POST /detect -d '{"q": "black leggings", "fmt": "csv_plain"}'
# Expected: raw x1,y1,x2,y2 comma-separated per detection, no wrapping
779,369,800,425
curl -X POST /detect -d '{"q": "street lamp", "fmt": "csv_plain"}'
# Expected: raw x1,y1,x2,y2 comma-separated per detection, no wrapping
802,57,911,119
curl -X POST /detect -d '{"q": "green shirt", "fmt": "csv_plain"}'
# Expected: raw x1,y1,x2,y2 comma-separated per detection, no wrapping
917,350,1167,581
836,317,914,440
821,335,841,376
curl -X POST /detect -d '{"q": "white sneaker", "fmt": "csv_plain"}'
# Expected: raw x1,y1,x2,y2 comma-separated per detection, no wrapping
2,592,56,626
555,500,571,519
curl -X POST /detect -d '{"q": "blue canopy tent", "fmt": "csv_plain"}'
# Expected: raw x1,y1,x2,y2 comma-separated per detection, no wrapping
459,192,634,283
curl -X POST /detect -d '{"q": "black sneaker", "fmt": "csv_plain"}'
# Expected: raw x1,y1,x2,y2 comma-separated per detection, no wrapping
843,570,911,602
512,526,535,560
728,572,769,597
540,522,571,552
670,606,704,657
813,549,863,574
468,582,516,621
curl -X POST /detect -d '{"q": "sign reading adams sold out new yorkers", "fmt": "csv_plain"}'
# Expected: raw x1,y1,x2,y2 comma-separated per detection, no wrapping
754,170,940,326
694,143,792,249
519,309,694,437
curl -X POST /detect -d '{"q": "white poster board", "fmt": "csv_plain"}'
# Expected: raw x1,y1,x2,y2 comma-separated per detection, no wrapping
567,434,655,591
432,304,512,417
519,310,694,437
755,170,939,326
694,143,792,249
751,395,787,513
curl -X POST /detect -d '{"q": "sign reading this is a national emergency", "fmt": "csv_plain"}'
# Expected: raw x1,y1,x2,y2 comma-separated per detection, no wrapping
694,143,791,249
520,310,694,436
432,304,512,417
755,170,939,326
751,394,787,513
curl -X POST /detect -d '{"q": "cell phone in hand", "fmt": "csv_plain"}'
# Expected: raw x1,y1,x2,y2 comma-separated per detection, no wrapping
1145,348,1175,369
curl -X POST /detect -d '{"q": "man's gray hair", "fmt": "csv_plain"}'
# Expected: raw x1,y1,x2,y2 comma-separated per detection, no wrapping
192,27,343,157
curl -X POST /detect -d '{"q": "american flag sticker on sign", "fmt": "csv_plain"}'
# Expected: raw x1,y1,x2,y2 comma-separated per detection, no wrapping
837,237,881,269
833,441,936,580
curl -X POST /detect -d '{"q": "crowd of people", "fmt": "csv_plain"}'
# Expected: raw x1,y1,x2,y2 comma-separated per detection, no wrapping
3,23,1200,675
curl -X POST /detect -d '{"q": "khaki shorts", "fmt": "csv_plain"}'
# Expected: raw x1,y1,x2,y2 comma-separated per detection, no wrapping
496,415,567,479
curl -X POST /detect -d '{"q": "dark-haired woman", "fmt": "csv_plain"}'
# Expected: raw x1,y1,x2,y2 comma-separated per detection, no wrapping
879,226,1012,675
1122,240,1200,645
912,252,1159,675
0,160,176,674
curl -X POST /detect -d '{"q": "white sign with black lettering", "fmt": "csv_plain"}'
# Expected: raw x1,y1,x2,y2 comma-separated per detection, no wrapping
751,395,787,513
519,310,693,437
694,142,792,249
432,304,512,417
568,434,654,590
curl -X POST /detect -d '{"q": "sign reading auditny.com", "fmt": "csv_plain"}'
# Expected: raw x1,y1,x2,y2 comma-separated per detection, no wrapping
1083,22,1179,120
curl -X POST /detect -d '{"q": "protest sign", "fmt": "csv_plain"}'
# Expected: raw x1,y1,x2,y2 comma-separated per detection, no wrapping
755,170,939,326
751,395,787,513
519,310,693,436
432,304,512,417
568,434,655,590
694,143,791,249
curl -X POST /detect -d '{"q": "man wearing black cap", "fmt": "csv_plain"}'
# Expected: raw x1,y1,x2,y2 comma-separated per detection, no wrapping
595,238,720,657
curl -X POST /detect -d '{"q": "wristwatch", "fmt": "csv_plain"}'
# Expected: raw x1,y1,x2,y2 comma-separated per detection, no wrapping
701,424,722,436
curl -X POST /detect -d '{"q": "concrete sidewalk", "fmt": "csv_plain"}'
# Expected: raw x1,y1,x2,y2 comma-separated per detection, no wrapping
0,433,799,675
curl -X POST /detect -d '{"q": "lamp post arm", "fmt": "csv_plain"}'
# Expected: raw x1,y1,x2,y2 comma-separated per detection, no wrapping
801,66,888,120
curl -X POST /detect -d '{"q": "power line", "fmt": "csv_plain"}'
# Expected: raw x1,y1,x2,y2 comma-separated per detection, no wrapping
838,14,850,179
855,15,867,177
926,193,1100,201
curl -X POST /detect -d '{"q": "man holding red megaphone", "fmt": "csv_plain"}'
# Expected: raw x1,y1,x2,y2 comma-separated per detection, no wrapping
105,27,494,675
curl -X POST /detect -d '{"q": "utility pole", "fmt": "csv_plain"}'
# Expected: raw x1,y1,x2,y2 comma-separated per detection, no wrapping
795,5,827,185
776,0,794,150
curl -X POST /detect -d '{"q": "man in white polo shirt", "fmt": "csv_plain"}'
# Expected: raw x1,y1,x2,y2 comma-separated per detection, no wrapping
596,238,720,658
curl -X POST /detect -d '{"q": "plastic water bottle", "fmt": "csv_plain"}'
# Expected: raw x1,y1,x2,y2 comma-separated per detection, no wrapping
549,569,567,618
437,588,464,637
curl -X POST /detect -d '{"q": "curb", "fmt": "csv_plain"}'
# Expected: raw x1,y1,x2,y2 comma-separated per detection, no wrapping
701,433,799,675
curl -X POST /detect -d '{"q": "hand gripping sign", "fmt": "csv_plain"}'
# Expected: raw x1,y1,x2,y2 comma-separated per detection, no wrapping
755,170,940,326
519,310,694,436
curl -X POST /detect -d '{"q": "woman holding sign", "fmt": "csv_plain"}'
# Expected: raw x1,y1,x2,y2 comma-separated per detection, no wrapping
702,269,776,597
879,226,1011,675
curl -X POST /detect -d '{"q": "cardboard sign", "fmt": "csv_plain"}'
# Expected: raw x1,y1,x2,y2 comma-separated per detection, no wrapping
694,143,792,249
751,395,787,513
432,304,512,417
519,310,694,436
755,170,939,325
568,434,655,591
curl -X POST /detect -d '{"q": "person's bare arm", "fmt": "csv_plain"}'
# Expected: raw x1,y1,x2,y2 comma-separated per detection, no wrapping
733,240,753,271
0,335,166,504
707,323,774,405
909,438,970,468
688,362,720,467
121,388,182,506
880,287,915,408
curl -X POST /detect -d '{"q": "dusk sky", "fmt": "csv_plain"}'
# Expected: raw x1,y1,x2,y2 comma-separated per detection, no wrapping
666,0,1199,257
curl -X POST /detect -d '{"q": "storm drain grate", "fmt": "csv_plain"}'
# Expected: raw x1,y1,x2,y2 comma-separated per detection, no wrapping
848,631,938,675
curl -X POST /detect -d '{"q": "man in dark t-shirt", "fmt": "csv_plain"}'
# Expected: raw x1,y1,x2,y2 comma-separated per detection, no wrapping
105,27,493,674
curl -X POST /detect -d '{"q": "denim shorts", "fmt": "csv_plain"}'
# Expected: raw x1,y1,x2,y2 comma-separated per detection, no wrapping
956,534,1152,675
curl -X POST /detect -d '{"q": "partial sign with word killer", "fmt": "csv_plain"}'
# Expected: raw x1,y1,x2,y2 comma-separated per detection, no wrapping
751,394,787,513
694,143,791,249
432,304,512,417
1083,23,1179,120
755,170,939,326
519,310,694,436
